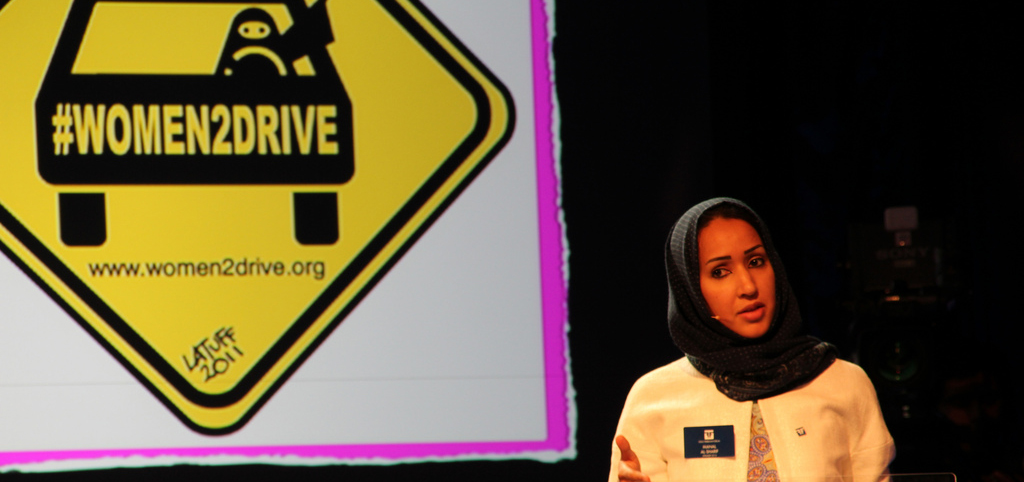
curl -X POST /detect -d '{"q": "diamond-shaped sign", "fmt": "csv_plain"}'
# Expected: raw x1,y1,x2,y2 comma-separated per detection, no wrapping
0,0,513,433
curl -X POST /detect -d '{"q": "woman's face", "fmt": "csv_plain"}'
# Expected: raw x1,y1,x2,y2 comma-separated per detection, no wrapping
697,217,776,338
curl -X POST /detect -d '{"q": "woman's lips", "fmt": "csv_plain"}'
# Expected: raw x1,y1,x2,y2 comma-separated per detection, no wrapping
738,303,766,322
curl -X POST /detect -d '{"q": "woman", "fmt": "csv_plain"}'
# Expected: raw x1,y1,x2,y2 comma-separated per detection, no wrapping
610,198,894,482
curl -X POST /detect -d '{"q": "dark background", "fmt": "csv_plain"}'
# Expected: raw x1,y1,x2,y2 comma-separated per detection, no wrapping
13,0,1024,480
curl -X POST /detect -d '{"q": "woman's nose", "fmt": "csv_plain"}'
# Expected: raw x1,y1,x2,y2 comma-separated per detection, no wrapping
737,269,758,298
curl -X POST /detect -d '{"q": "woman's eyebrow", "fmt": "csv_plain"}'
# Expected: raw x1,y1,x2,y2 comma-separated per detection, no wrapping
705,255,730,265
705,245,766,265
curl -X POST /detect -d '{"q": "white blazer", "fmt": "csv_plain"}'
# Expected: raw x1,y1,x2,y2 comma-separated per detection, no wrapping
610,358,895,482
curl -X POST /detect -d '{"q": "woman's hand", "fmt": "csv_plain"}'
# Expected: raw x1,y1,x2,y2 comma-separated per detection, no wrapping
615,435,651,482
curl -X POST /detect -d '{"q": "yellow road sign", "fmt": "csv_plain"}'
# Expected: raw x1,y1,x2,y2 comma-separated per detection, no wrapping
0,0,513,433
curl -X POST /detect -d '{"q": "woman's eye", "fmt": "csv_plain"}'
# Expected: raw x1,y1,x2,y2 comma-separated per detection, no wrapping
711,268,729,279
749,257,765,268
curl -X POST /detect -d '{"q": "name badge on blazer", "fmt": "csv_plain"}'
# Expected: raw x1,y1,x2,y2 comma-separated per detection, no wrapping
684,425,735,458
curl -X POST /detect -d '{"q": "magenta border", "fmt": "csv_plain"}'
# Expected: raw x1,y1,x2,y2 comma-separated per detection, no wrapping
0,0,568,469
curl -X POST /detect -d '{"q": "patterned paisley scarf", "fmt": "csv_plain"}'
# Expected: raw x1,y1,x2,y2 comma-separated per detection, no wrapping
665,197,837,401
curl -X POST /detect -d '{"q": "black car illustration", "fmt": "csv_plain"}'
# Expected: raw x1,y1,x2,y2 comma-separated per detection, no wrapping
35,0,353,246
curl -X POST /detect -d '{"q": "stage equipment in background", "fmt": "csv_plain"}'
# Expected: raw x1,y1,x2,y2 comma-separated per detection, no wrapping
847,205,957,421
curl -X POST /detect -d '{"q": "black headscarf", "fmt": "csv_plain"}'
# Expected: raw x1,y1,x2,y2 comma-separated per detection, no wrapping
666,197,837,401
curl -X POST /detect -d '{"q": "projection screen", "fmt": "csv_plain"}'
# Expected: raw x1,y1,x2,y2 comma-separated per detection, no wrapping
0,0,571,470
